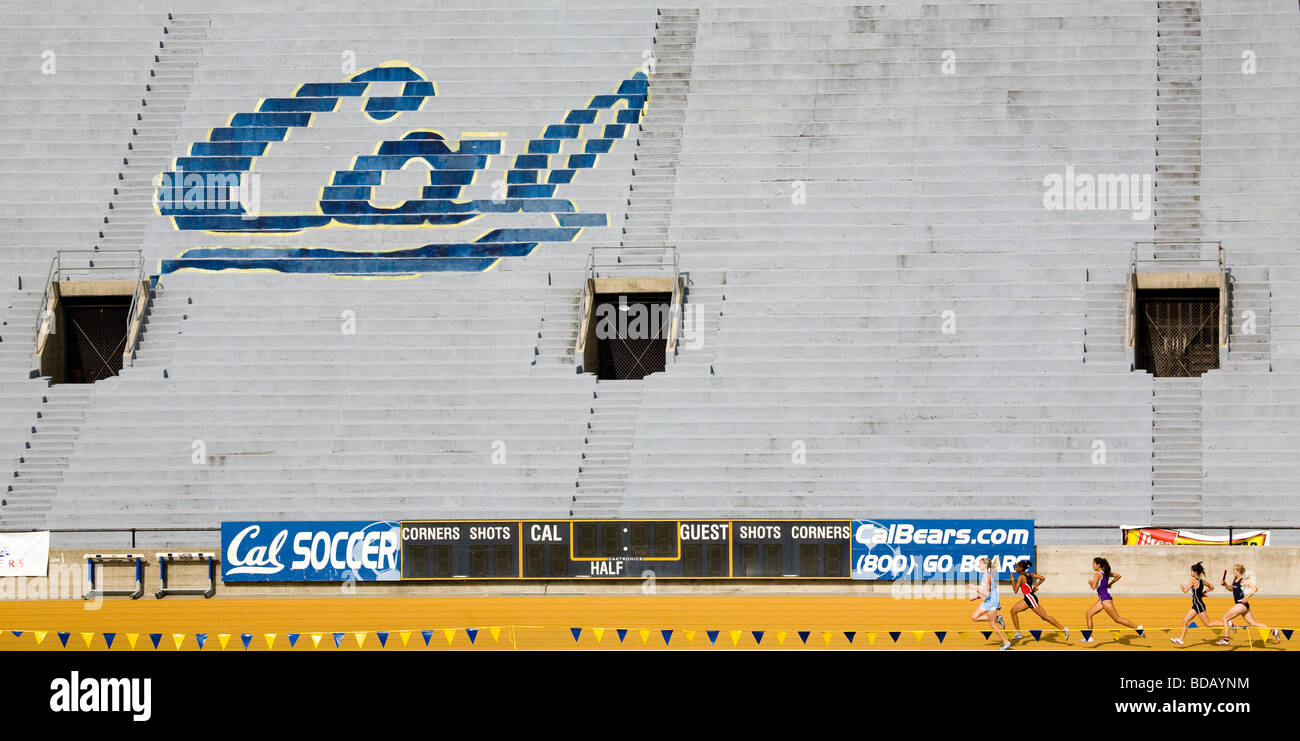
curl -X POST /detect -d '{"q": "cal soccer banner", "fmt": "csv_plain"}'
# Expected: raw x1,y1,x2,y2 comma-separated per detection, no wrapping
851,519,1034,580
1122,526,1269,546
0,531,50,577
221,521,401,582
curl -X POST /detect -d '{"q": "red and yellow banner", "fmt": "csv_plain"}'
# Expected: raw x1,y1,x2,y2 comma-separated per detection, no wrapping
1122,527,1269,546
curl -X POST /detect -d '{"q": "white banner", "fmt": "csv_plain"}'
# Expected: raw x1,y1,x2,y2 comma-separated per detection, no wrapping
0,532,50,577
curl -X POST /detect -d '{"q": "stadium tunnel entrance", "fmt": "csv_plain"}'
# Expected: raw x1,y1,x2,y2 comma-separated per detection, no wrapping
35,280,150,384
1129,272,1225,377
578,274,681,380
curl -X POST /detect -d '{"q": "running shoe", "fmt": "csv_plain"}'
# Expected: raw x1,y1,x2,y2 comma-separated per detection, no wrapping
1012,632,1023,640
999,642,1011,651
1170,637,1183,646
996,615,1005,629
1216,637,1231,645
1063,627,1070,641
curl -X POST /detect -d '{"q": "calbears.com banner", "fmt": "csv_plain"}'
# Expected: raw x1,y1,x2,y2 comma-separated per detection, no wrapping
851,519,1034,580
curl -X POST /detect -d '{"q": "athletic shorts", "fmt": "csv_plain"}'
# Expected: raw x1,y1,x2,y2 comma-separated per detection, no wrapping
1192,598,1206,614
1022,593,1040,610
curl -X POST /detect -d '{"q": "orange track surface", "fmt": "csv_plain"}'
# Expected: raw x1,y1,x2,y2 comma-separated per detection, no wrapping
0,595,1295,650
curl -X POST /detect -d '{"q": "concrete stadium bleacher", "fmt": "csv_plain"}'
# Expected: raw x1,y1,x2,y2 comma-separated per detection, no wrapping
0,0,1297,547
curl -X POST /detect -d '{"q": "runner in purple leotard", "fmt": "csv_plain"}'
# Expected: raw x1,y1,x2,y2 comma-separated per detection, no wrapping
1081,557,1143,642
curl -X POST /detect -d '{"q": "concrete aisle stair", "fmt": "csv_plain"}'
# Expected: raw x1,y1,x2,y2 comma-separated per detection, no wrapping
1,385,93,530
573,380,643,517
1083,270,1131,370
99,13,206,252
1151,377,1204,523
1153,0,1203,256
620,8,698,250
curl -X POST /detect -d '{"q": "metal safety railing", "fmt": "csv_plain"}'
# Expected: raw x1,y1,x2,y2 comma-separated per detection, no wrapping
578,246,682,356
1127,241,1229,355
32,250,147,360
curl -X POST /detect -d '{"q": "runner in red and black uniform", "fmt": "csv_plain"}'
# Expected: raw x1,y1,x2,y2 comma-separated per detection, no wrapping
1007,559,1068,642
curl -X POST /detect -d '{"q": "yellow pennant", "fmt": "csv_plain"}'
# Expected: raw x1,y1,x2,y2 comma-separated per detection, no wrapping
957,631,968,641
822,631,833,646
1257,628,1271,642
217,634,231,651
684,630,696,644
1110,630,1121,641
866,632,878,645
81,632,95,648
127,633,140,650
776,631,787,646
310,633,323,649
729,630,742,646
443,629,455,646
34,631,47,646
264,634,277,650
354,632,367,648
912,631,925,643
592,628,605,643
173,634,186,650
489,627,502,643
399,631,411,647
637,630,649,645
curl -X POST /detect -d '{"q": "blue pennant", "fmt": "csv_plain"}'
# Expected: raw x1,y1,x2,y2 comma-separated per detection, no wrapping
798,631,810,644
844,631,856,644
332,632,345,647
150,633,163,649
104,633,116,649
241,634,253,650
707,630,719,645
935,631,946,644
377,632,388,647
889,631,902,643
1189,622,1198,629
752,631,764,645
11,631,21,638
466,628,478,644
57,632,70,647
980,631,991,640
1030,630,1042,641
287,633,299,647
1136,627,1145,637
570,628,582,642
1283,629,1293,641
616,629,627,643
421,630,433,646
1081,630,1093,641
661,630,673,645
195,634,207,650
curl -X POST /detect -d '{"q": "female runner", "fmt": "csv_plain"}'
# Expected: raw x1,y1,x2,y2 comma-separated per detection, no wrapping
1170,561,1222,647
1081,557,1143,642
1007,559,1068,641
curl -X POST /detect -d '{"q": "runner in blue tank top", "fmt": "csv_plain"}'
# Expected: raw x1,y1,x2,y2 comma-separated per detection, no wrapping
967,556,1011,650
1171,561,1223,647
1081,557,1143,642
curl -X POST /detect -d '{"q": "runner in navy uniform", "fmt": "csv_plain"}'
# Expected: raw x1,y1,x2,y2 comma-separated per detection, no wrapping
1217,564,1281,646
1171,562,1222,646
1007,559,1068,641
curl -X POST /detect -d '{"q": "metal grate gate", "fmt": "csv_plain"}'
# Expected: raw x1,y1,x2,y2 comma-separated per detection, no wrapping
64,303,129,383
1136,292,1219,377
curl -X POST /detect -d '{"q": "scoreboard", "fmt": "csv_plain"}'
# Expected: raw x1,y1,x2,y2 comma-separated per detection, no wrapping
400,519,853,579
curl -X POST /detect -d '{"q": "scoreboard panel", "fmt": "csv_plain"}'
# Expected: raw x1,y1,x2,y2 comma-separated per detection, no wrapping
400,519,853,579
